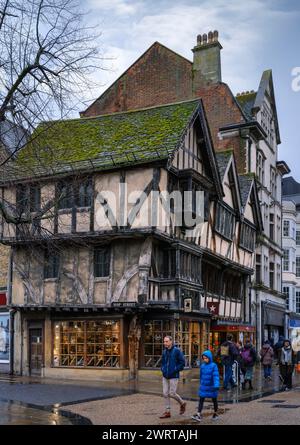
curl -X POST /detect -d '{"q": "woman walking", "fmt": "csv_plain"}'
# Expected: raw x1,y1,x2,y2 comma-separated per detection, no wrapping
240,340,257,390
278,339,296,391
260,340,274,380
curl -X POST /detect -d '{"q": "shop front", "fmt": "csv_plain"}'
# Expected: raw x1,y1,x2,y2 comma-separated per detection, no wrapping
14,308,211,382
210,321,256,358
262,302,285,345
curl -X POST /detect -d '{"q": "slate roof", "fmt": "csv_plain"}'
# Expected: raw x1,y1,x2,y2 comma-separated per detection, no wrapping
238,174,255,208
282,176,300,196
215,151,233,181
1,99,200,182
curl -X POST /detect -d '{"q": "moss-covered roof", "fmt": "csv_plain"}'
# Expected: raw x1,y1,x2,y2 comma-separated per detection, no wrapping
2,100,200,182
236,92,257,121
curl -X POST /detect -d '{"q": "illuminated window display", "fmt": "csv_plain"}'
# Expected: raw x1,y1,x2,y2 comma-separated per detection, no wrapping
0,313,9,363
143,320,202,368
53,320,120,368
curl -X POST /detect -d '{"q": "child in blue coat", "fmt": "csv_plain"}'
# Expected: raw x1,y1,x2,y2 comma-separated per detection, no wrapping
191,350,220,421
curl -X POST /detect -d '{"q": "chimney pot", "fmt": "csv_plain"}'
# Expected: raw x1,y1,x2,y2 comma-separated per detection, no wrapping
213,30,219,41
203,33,208,44
197,34,202,45
208,31,213,43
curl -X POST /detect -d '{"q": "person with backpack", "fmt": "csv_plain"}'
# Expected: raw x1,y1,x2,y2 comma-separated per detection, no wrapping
240,340,257,390
191,350,220,422
219,334,239,390
260,340,274,380
159,335,186,419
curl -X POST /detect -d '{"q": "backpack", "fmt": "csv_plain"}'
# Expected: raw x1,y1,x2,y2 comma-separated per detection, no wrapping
241,349,252,364
220,345,229,356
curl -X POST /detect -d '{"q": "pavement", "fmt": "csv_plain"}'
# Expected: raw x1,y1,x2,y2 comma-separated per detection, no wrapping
64,387,300,425
0,365,299,425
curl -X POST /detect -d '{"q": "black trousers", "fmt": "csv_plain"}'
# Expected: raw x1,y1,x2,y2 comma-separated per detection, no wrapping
198,397,218,413
279,364,294,389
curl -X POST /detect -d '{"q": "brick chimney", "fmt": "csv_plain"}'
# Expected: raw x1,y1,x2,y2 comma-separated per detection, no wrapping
192,30,222,91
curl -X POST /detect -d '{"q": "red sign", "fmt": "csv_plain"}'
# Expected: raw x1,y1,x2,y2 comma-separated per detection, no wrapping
207,302,220,315
0,293,7,306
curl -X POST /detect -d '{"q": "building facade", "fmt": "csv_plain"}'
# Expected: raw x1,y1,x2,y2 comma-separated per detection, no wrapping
282,177,300,341
0,99,261,381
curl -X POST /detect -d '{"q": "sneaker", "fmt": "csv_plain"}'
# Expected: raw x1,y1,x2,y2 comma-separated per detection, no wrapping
212,413,219,420
159,412,171,419
180,402,186,415
191,413,202,422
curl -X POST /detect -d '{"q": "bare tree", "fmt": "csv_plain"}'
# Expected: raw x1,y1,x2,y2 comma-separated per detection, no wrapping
0,0,103,162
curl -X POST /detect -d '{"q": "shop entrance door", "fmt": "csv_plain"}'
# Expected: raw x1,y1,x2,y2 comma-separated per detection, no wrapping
29,328,43,375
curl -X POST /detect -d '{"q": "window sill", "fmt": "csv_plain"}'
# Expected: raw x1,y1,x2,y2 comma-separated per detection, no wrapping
94,277,110,282
44,278,58,283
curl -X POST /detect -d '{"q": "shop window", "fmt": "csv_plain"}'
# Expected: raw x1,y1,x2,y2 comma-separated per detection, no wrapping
44,251,60,279
53,320,120,368
143,320,201,369
0,313,9,363
94,248,110,277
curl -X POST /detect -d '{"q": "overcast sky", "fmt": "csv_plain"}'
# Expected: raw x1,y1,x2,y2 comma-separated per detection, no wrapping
83,0,300,181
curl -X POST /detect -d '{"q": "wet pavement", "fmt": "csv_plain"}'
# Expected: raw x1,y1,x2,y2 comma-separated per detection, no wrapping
0,365,299,424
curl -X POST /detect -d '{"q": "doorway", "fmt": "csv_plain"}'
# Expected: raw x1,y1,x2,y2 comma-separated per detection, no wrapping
29,328,43,375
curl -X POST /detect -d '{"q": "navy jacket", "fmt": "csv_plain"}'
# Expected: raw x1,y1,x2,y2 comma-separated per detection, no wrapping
161,346,185,379
199,350,220,398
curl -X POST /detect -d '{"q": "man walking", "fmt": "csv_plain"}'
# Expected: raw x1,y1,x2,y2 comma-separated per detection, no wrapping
219,334,239,390
159,335,186,419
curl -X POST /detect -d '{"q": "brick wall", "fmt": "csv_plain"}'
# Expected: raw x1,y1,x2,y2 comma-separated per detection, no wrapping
82,43,247,173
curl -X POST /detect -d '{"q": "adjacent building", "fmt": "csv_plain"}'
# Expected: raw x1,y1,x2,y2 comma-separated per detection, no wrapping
282,176,300,339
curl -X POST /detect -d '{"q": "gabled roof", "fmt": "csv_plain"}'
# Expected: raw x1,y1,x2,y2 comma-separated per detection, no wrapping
215,149,241,210
215,150,233,181
254,70,281,144
235,91,257,121
238,173,263,231
1,100,202,182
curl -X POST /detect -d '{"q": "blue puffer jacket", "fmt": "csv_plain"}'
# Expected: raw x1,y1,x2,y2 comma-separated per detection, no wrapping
161,346,186,379
199,350,220,398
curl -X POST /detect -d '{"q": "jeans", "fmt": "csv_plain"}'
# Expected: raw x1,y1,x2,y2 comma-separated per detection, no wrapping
263,365,272,378
223,363,235,389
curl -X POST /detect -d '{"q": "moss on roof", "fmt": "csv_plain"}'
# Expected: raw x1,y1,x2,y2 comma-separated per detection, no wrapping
9,100,200,181
236,92,257,121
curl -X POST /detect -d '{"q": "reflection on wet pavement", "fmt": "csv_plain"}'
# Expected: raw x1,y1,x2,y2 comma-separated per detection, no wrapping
0,400,72,425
